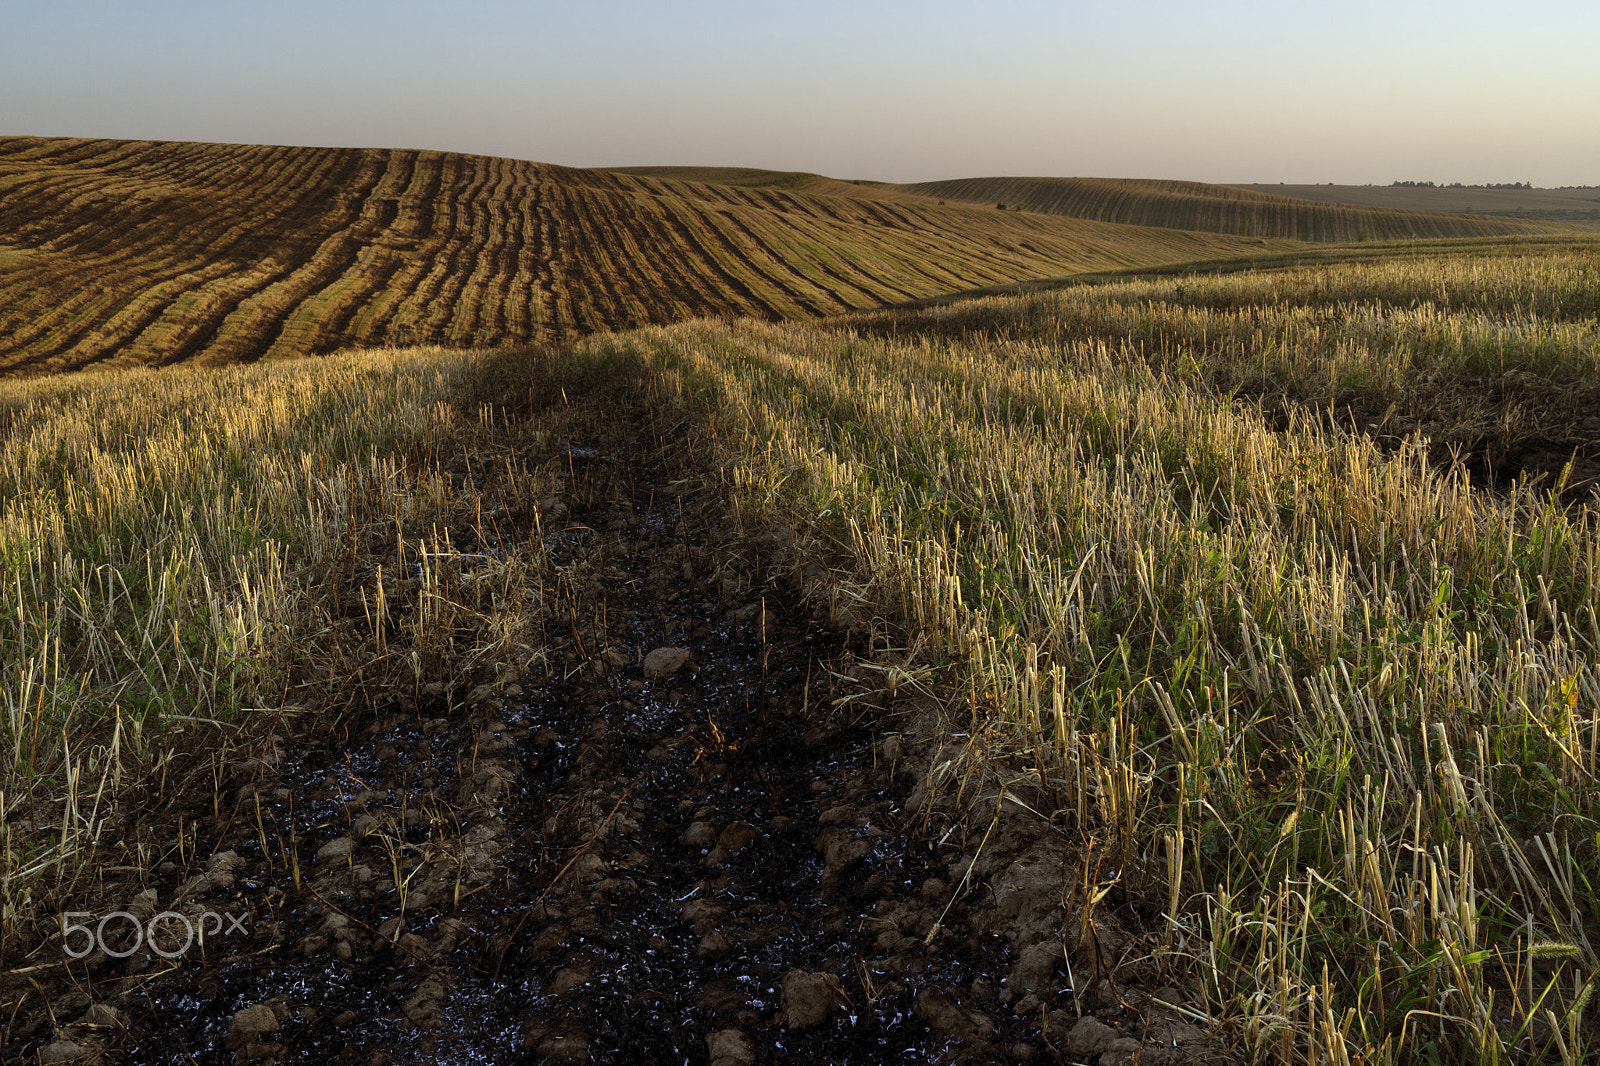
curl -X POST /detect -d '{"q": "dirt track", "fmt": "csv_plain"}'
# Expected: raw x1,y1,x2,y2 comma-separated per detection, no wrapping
7,372,1231,1066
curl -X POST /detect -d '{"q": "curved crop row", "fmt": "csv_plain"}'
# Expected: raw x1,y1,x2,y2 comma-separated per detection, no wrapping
2,136,1331,375
905,175,1564,242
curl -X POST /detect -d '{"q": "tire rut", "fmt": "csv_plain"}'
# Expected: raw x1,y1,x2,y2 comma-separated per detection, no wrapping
16,377,1075,1066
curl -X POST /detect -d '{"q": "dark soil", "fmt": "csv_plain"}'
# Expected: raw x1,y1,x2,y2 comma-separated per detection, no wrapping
5,361,1232,1066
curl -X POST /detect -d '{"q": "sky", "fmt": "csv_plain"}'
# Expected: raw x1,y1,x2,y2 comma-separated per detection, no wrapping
3,0,1597,187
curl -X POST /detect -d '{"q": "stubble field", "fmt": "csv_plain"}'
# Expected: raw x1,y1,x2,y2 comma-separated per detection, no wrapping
0,139,1597,1066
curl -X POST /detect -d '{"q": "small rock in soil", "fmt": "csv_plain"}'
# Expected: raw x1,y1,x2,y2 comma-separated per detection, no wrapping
914,986,995,1041
36,1040,90,1065
643,646,692,678
681,897,727,934
817,829,870,884
314,836,353,862
402,979,447,1029
717,821,758,853
682,820,718,847
226,1003,279,1050
82,1002,125,1029
569,852,608,886
706,1028,756,1066
1061,1016,1140,1058
698,930,732,957
781,970,843,1029
125,888,159,919
549,968,590,997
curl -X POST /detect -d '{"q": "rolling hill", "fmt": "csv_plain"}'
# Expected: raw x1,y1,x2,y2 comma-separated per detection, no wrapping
900,175,1562,242
0,137,1287,376
1231,182,1600,225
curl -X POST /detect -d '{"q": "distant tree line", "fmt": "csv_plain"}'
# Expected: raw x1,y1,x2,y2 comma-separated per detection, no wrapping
1391,180,1535,190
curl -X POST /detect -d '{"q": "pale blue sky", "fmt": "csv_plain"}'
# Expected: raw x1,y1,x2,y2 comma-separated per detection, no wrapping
3,0,1596,185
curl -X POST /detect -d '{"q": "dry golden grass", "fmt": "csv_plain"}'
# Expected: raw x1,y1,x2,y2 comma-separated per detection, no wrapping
0,346,572,952
850,236,1600,484
558,236,1600,1062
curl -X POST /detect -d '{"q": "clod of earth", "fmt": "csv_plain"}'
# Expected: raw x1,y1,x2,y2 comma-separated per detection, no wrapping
914,987,996,1042
643,645,693,678
780,969,845,1029
705,1028,756,1066
1061,1016,1144,1061
313,836,353,862
226,1002,281,1052
35,1040,91,1065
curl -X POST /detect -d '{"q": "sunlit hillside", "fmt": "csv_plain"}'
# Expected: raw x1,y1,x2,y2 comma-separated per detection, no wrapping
0,137,1287,376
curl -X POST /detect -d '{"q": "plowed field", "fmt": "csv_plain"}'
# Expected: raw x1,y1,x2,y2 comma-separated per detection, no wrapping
0,137,1286,376
903,175,1564,242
